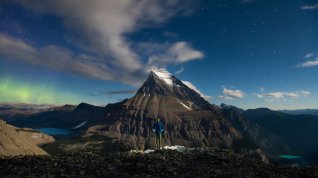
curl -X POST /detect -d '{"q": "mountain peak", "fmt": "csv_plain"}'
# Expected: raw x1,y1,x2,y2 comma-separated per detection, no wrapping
150,68,173,86
135,68,213,110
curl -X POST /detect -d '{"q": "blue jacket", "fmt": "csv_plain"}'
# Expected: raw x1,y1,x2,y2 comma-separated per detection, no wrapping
152,121,164,134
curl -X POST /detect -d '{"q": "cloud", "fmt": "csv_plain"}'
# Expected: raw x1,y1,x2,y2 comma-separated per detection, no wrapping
169,42,204,63
101,90,137,95
5,0,197,85
298,60,318,67
297,52,318,68
0,33,143,85
219,88,245,100
305,53,315,58
174,66,184,75
256,90,310,102
146,41,204,68
301,3,318,10
90,90,136,96
181,81,211,100
241,0,253,3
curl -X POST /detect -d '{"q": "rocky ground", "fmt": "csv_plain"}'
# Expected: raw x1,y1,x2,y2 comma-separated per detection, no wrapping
0,148,318,178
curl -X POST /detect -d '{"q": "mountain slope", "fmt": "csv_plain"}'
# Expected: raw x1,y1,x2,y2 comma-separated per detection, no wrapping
244,108,318,156
0,119,54,156
220,104,290,155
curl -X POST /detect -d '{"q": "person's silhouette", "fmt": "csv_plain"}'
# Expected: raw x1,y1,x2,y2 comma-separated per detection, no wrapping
152,118,164,149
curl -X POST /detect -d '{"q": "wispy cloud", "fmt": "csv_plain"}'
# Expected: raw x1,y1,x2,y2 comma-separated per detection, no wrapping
145,41,204,68
298,60,318,67
297,52,318,68
182,81,211,100
0,33,143,85
169,42,204,63
101,90,137,95
241,0,253,3
256,90,310,102
175,66,184,75
301,3,318,10
304,53,314,58
219,88,245,100
4,0,198,85
90,90,136,96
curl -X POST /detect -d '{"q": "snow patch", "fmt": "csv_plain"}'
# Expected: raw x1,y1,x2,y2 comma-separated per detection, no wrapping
73,121,87,129
152,68,173,86
163,145,187,151
129,145,194,154
130,149,155,154
177,100,192,110
188,101,194,107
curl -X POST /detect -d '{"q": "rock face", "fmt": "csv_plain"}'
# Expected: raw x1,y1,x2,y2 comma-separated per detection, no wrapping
0,119,54,156
85,69,250,150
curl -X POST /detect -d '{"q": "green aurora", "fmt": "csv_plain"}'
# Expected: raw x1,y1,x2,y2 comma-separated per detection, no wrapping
0,76,80,105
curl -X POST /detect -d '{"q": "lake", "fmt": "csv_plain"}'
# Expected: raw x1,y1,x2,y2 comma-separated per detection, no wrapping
279,155,302,159
37,128,71,135
279,154,309,166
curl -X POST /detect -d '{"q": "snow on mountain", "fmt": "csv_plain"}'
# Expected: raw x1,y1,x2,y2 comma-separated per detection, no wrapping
151,68,210,101
152,68,173,86
177,100,192,110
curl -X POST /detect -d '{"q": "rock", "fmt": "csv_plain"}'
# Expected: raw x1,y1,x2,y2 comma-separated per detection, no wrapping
0,149,318,177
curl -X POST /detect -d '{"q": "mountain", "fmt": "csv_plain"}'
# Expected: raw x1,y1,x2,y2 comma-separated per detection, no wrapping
244,108,318,158
0,119,54,156
2,69,297,158
5,103,103,130
82,69,258,151
220,104,290,155
280,109,318,116
4,69,286,156
0,104,74,120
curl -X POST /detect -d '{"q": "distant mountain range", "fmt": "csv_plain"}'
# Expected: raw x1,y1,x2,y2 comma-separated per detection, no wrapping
279,109,318,116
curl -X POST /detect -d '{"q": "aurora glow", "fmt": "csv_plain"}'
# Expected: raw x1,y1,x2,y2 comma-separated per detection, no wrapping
0,76,80,104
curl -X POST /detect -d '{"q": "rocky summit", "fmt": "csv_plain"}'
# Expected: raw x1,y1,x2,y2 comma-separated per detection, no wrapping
0,148,318,178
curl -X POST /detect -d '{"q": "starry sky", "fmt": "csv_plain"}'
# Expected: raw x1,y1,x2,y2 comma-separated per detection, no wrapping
0,0,318,109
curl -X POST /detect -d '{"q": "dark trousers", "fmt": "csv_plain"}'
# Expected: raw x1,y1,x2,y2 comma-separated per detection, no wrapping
155,133,162,149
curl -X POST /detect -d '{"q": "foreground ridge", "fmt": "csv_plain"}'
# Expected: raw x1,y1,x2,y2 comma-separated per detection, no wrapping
1,148,318,178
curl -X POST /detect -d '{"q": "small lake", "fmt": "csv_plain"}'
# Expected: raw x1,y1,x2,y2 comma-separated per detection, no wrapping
279,154,310,166
37,128,71,135
279,155,302,159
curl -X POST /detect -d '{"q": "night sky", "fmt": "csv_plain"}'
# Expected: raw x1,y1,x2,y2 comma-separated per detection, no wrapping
0,0,318,109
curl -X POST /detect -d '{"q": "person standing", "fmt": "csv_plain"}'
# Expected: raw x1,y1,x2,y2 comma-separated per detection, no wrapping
152,118,164,149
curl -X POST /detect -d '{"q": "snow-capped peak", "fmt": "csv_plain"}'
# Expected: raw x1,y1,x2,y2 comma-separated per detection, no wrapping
151,68,173,86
